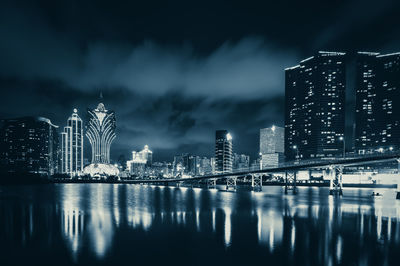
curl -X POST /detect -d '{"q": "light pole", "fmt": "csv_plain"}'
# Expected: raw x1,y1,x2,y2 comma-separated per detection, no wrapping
293,145,299,161
339,136,345,158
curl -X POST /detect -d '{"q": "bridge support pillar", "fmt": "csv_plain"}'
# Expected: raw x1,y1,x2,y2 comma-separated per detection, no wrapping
207,178,217,189
329,166,343,196
226,177,237,191
284,171,297,195
251,174,262,192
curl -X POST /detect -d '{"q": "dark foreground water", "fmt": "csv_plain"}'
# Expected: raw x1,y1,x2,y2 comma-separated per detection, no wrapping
1,184,400,266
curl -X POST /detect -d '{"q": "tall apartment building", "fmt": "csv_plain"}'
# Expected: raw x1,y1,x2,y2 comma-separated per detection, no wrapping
285,51,346,161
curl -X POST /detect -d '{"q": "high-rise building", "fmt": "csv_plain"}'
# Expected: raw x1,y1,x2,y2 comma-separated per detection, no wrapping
260,125,284,168
0,117,59,176
198,157,213,175
83,101,118,177
284,51,346,161
86,102,116,164
215,130,233,173
126,145,153,176
355,52,400,154
233,153,250,171
172,153,199,176
61,109,83,176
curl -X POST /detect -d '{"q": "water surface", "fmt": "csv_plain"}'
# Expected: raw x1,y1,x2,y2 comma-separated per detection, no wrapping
1,184,400,265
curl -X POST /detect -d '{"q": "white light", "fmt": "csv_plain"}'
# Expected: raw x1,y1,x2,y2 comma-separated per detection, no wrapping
271,125,276,131
389,147,394,151
339,136,344,141
293,145,297,149
226,133,232,141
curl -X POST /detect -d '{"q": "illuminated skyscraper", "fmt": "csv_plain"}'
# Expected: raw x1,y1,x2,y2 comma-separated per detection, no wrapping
61,109,83,175
284,51,346,161
260,125,284,168
355,52,400,154
83,101,118,177
126,145,153,176
215,130,233,173
0,116,59,176
86,102,116,164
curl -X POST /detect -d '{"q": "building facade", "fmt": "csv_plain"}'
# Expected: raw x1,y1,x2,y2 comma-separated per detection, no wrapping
126,145,153,176
83,102,118,177
284,51,346,161
0,117,59,176
355,52,400,154
233,153,250,171
61,109,83,176
260,125,284,168
86,102,116,164
215,130,233,173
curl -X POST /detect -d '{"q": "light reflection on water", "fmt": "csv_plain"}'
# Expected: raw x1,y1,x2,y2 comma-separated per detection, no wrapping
0,184,400,265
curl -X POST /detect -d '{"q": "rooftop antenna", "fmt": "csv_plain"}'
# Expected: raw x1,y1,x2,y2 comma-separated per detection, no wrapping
99,91,103,101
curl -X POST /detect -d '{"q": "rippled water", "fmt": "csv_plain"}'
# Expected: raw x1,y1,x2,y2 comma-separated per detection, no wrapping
0,184,400,266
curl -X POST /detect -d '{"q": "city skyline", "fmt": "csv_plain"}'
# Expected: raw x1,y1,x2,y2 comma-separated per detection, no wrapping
2,0,400,162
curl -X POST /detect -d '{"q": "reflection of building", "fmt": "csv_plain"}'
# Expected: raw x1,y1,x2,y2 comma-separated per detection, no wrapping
260,126,284,169
0,116,59,175
83,101,118,177
61,109,83,176
215,130,233,173
233,153,250,171
355,52,400,154
285,52,346,161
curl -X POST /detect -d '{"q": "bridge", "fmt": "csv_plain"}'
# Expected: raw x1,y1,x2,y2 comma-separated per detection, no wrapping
125,153,400,199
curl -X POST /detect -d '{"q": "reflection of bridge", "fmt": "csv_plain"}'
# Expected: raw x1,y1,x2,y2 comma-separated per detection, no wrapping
127,153,400,199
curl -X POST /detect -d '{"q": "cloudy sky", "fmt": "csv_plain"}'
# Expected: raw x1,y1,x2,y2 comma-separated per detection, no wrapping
1,0,400,162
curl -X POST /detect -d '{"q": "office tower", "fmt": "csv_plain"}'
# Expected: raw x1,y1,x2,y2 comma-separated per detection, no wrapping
355,52,400,153
376,53,400,151
354,52,380,154
61,109,83,176
215,130,233,173
284,51,346,161
199,157,213,175
260,125,284,168
0,117,59,176
233,153,250,171
83,101,118,177
173,153,198,176
141,145,153,167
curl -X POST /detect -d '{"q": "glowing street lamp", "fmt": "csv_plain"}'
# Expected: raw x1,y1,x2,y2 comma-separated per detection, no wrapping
339,136,345,158
293,145,299,160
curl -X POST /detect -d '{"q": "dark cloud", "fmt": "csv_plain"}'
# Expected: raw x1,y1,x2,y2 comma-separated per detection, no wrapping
0,0,399,162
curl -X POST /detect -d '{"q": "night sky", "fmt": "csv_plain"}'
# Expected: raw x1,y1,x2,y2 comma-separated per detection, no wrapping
1,0,400,162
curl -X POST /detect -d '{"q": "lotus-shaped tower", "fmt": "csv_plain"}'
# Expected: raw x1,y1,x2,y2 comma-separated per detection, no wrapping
83,102,118,177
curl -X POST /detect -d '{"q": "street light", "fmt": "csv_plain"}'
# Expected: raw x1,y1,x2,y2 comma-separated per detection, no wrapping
339,136,345,158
